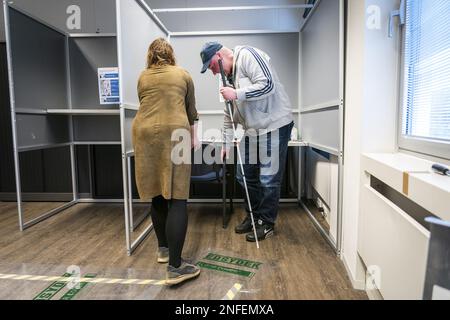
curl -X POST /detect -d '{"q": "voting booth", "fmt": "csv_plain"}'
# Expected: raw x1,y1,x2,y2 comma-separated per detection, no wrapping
116,0,345,254
4,0,345,255
3,2,120,231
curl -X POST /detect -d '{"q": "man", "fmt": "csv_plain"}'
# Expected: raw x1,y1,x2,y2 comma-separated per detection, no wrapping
200,42,294,242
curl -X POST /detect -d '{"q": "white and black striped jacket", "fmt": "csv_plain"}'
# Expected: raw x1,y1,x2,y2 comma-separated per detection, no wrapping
223,45,293,143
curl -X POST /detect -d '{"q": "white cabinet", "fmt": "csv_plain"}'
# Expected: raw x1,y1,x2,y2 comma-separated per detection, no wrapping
359,184,429,299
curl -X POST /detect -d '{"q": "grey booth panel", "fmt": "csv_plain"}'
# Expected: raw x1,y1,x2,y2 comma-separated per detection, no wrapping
18,146,72,193
0,43,15,192
69,37,118,109
9,7,67,110
16,114,70,148
301,107,340,152
171,34,299,111
301,0,341,108
73,115,120,142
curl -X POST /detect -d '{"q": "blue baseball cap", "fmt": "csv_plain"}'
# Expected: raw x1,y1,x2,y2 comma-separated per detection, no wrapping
200,41,223,73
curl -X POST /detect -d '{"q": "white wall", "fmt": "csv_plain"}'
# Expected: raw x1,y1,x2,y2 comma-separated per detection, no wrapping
342,0,401,289
342,0,366,289
361,0,400,154
1,0,116,41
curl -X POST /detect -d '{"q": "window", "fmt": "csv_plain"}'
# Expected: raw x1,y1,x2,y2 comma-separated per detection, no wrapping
399,0,450,160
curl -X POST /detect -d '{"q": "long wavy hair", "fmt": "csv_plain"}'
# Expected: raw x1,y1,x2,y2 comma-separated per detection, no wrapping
146,38,176,68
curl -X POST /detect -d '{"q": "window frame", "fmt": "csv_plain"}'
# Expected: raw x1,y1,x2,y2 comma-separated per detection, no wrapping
397,0,450,161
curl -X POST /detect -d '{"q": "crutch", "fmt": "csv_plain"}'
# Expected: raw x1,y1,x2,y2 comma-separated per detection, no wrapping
218,59,259,249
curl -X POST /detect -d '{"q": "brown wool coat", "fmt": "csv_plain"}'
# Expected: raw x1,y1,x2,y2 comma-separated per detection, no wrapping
132,65,198,200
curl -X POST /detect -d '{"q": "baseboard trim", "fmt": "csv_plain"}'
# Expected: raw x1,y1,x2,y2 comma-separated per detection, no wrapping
366,288,384,300
0,194,299,203
0,193,73,202
342,254,366,291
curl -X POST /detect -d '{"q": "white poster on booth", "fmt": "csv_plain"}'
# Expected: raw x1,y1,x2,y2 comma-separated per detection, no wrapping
98,67,120,105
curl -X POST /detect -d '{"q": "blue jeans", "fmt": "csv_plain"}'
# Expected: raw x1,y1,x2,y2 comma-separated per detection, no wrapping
236,122,293,226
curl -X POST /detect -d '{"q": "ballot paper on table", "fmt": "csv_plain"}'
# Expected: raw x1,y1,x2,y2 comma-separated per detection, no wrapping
98,67,120,105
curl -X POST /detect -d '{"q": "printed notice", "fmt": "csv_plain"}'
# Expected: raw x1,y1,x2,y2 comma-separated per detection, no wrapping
98,67,120,105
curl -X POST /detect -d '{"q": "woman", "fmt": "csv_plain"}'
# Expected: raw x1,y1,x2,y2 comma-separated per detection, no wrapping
132,38,200,286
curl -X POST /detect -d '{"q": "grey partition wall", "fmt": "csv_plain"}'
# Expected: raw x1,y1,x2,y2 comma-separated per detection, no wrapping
9,6,71,151
16,114,71,149
73,115,121,142
172,34,299,112
299,0,345,252
9,7,67,111
4,1,121,232
171,33,300,142
117,0,169,255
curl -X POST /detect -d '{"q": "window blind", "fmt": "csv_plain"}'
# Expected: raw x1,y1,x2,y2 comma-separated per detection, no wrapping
403,0,450,142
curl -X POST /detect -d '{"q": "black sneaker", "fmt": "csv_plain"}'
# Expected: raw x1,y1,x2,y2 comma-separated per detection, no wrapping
166,260,201,286
234,215,254,234
246,219,274,242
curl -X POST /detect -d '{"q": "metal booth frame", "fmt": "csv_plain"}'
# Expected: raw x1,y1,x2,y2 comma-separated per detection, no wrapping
4,0,345,256
3,2,122,229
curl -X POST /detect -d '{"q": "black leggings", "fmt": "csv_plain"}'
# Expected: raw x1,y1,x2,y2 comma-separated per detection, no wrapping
150,195,187,268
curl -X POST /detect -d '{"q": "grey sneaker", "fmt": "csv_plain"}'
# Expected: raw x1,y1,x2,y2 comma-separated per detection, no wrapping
166,260,201,286
157,247,169,263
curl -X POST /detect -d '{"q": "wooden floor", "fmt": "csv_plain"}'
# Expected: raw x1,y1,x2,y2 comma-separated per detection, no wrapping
0,201,367,300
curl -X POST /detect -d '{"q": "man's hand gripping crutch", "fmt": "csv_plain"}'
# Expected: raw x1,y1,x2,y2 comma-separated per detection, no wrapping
218,59,260,249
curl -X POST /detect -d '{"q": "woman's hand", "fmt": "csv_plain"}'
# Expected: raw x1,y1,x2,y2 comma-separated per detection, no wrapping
191,122,201,151
191,134,201,151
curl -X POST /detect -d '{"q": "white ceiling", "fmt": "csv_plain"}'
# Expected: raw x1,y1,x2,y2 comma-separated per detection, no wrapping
145,0,310,32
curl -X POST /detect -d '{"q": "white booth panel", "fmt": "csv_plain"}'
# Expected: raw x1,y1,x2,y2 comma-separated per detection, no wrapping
301,0,341,108
116,0,168,107
116,0,169,155
171,33,299,112
301,107,340,153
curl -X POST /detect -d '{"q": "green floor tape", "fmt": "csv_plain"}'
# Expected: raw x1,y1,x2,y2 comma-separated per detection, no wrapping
33,273,71,300
203,253,263,270
197,262,255,278
60,274,97,300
